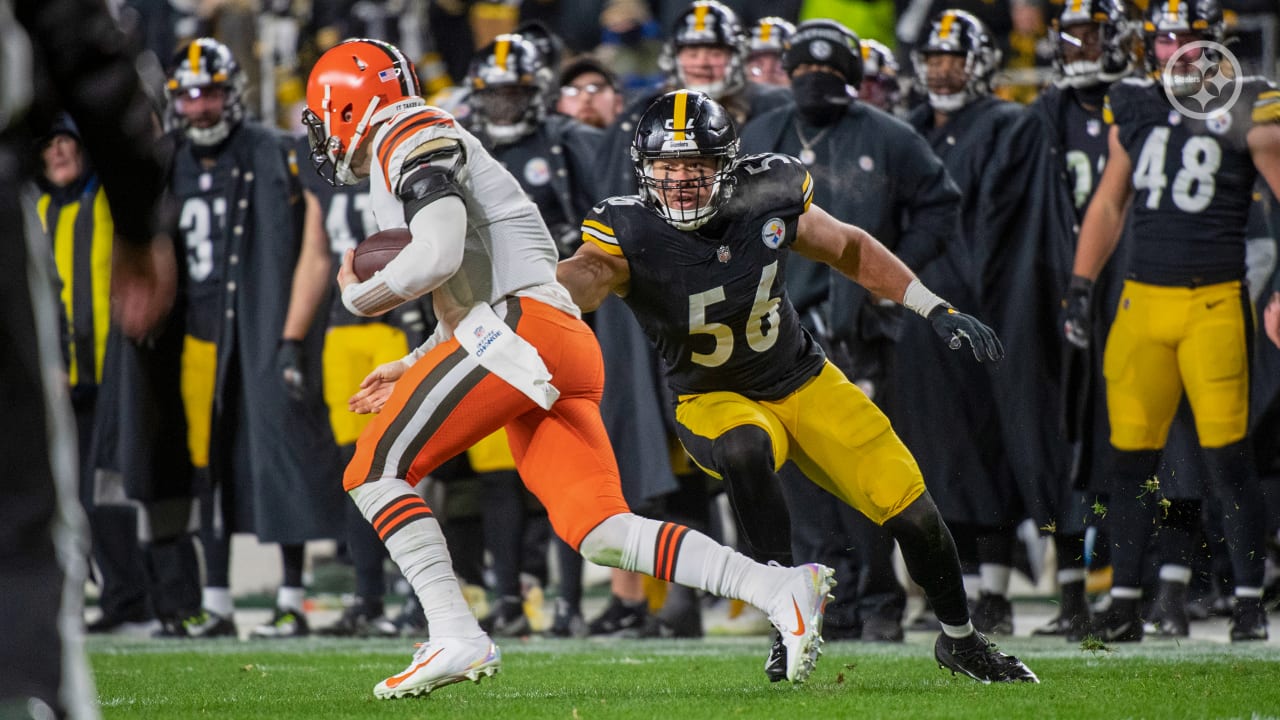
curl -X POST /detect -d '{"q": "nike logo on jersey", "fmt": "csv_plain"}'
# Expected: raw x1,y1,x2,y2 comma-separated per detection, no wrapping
1206,299,1226,309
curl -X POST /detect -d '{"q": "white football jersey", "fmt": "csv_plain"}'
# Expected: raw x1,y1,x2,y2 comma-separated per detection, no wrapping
368,105,578,329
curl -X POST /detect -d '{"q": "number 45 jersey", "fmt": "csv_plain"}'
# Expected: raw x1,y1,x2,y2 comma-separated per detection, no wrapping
580,153,825,401
1107,76,1280,286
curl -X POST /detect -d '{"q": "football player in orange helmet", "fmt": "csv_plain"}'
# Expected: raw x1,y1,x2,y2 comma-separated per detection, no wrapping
306,38,839,699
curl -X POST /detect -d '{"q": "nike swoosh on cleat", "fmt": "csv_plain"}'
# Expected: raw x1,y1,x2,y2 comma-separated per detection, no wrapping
790,598,806,637
384,648,444,689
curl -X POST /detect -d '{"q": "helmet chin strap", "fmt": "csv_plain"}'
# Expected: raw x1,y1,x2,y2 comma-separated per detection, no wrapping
187,119,233,146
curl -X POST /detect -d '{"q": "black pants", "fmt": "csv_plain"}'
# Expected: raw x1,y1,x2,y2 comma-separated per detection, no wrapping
0,162,95,718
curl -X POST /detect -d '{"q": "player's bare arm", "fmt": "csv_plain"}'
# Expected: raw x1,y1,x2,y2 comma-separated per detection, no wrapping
1072,124,1133,281
1248,122,1280,349
792,201,914,303
794,201,1003,361
282,189,333,340
558,241,631,312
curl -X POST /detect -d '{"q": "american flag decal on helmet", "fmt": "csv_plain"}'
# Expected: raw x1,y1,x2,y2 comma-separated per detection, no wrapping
378,68,397,82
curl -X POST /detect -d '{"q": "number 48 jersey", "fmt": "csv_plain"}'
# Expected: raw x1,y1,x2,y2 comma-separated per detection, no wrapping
1107,76,1280,285
580,153,825,401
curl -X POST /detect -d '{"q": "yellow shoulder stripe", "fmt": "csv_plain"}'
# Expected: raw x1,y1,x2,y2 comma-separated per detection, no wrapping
582,232,624,256
582,218,615,236
1253,104,1280,125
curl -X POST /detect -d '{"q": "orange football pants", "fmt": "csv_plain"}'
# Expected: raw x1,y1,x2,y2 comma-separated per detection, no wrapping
344,297,631,549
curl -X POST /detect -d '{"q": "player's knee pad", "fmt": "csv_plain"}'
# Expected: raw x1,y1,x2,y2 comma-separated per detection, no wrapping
1109,448,1162,488
710,425,774,480
1202,440,1260,509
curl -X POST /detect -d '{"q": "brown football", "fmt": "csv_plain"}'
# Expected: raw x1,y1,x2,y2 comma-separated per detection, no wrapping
353,228,412,282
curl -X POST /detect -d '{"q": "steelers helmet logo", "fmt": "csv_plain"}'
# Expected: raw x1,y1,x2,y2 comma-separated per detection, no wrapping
761,217,786,249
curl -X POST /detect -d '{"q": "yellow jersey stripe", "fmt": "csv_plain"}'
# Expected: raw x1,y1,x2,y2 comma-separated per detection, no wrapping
674,90,688,142
801,171,812,195
582,218,615,236
53,202,77,384
582,230,624,255
91,189,114,383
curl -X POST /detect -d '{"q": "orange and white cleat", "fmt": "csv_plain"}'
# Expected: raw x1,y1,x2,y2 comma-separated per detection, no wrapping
374,635,502,699
765,563,836,683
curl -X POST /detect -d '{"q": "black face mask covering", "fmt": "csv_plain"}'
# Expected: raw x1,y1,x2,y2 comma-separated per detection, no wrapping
792,71,850,127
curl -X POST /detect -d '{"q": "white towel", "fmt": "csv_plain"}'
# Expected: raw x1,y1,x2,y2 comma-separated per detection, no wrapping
453,302,560,411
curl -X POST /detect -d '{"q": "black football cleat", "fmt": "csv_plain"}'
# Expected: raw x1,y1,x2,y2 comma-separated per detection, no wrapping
764,630,787,683
1229,598,1269,642
935,631,1039,684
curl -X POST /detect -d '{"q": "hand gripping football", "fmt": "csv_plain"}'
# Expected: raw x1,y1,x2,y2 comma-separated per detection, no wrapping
353,228,412,282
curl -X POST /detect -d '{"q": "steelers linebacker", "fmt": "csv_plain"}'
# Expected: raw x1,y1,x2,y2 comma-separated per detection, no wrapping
1064,0,1280,642
558,89,1038,684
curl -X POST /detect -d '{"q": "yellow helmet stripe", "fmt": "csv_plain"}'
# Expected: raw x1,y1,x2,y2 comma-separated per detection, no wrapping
939,12,956,40
1071,0,1083,12
694,4,709,32
189,40,202,76
673,90,689,142
495,38,510,72
1167,0,1181,21
760,21,772,42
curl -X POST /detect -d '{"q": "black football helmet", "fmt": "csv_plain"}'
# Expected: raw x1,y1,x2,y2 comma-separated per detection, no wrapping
659,0,748,100
467,33,551,145
631,90,739,231
166,38,246,146
859,39,903,112
1050,0,1133,88
911,10,1001,113
748,16,795,58
1142,0,1225,96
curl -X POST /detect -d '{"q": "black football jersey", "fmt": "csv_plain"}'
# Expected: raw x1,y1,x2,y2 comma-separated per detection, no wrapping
1107,76,1280,285
581,153,825,401
1061,91,1110,212
172,141,234,342
296,137,379,328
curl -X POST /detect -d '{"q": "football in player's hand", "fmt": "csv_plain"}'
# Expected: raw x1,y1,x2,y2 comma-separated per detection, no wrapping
353,228,412,282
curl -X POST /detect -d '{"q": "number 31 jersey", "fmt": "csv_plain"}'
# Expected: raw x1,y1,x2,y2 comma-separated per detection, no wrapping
1107,76,1280,285
580,153,825,401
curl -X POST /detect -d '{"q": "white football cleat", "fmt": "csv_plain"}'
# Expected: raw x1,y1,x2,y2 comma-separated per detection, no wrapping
766,563,836,683
374,635,502,699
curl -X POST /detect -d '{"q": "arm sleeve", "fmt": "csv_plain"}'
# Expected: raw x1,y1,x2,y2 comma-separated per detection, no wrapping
341,195,468,316
892,131,962,271
19,0,168,248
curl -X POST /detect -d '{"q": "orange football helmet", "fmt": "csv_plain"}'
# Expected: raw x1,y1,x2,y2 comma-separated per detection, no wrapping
304,38,425,185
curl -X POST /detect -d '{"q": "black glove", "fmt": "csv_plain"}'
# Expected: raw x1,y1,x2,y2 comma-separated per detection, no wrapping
928,305,1005,362
1061,275,1094,350
277,339,306,402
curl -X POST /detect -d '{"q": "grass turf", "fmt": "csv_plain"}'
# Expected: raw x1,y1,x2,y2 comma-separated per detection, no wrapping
91,635,1280,719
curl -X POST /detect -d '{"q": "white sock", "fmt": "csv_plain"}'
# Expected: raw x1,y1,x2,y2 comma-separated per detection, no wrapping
961,573,981,601
277,586,306,612
1235,586,1263,599
579,513,790,610
979,563,1011,596
941,621,975,639
1111,586,1143,600
1057,567,1086,584
351,480,483,639
1158,564,1192,584
203,587,233,616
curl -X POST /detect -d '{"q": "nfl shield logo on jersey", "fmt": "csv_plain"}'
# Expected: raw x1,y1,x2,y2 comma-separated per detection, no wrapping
717,245,731,263
761,218,786,249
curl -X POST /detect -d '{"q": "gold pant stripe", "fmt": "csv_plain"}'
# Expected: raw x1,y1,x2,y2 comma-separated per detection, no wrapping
181,335,217,469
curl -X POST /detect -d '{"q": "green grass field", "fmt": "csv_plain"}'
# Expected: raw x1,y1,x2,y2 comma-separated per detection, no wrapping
90,635,1280,719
